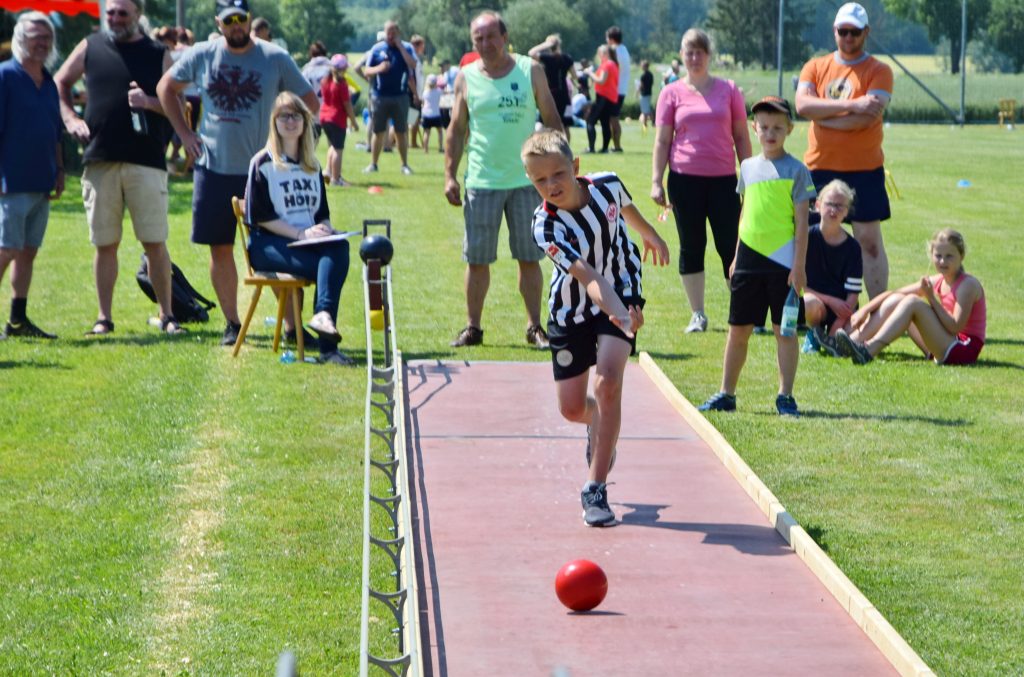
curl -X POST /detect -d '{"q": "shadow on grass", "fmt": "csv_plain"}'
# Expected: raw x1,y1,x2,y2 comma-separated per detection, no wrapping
0,359,71,370
779,410,970,426
638,350,700,363
803,523,831,554
982,337,1024,346
617,503,792,556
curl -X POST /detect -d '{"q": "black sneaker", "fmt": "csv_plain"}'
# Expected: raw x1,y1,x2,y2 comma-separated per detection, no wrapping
813,326,844,358
775,394,800,417
584,425,616,472
285,326,318,347
221,321,242,346
525,324,549,349
698,392,736,412
581,482,616,527
450,325,483,347
4,319,57,339
320,349,356,366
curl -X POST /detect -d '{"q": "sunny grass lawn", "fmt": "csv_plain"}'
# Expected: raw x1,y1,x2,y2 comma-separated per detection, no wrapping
1,122,1022,674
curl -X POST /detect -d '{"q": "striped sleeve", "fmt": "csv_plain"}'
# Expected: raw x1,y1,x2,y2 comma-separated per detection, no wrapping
533,206,580,274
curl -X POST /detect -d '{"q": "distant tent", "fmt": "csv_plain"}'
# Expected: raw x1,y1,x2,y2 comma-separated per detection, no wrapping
0,0,99,17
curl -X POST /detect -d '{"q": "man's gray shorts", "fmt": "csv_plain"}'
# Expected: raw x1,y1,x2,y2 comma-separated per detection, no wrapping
463,185,545,265
0,193,49,250
371,94,410,134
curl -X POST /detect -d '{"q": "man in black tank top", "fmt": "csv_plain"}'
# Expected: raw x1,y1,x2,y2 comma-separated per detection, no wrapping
55,0,184,335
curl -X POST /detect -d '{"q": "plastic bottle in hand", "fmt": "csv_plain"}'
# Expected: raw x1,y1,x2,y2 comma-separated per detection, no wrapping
130,108,148,135
780,286,799,337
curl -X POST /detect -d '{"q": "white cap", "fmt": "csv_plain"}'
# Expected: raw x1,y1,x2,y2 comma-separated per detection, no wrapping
834,2,869,29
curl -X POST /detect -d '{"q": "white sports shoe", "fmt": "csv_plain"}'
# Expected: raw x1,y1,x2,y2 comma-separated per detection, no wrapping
684,311,708,333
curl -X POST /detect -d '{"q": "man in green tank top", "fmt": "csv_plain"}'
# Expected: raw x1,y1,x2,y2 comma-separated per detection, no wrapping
444,11,564,348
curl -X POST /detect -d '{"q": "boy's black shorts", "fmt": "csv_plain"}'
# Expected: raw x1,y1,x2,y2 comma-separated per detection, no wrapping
729,271,794,327
547,297,644,381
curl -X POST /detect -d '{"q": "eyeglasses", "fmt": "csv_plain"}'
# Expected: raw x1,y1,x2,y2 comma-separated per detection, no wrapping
276,112,303,123
105,8,130,17
837,28,863,38
221,13,248,26
823,201,849,210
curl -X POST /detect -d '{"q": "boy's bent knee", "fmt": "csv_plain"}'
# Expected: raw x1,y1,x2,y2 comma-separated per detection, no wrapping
558,399,588,422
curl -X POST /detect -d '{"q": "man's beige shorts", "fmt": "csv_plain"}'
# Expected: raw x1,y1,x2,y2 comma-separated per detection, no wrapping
82,162,169,247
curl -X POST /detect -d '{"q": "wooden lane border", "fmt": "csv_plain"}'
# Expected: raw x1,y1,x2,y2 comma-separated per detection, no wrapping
638,352,934,677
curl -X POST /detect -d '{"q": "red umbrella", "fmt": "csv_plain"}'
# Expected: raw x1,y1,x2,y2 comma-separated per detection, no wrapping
0,0,99,17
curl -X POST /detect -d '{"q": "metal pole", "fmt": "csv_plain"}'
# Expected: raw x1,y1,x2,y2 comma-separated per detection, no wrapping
776,0,785,97
176,0,184,29
959,0,967,125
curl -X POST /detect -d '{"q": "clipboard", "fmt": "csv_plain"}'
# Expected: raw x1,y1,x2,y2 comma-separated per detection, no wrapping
286,231,360,247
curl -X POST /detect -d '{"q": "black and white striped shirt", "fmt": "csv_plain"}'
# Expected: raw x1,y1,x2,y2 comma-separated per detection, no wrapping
532,172,643,327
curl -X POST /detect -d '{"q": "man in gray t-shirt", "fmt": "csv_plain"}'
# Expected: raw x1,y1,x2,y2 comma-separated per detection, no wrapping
157,0,317,346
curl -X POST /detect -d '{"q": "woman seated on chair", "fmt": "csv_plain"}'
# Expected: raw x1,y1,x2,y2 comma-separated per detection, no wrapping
245,92,353,365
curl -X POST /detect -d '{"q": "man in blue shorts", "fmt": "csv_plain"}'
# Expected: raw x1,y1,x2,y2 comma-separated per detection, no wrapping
158,0,318,345
0,12,63,340
795,2,893,298
355,21,419,176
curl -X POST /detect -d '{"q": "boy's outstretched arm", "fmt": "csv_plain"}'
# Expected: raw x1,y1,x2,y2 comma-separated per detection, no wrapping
568,259,638,338
621,204,670,266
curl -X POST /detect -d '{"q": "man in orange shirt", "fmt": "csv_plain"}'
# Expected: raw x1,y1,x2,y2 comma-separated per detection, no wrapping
796,2,893,299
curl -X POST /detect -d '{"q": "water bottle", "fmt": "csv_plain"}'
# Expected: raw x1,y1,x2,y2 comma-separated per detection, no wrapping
780,286,799,337
264,316,276,327
279,350,296,364
130,108,148,135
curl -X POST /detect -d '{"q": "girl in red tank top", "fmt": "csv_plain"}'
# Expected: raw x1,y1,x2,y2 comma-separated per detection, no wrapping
834,228,985,365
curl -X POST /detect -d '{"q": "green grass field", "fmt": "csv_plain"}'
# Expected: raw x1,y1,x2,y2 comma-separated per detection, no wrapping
1,121,1022,674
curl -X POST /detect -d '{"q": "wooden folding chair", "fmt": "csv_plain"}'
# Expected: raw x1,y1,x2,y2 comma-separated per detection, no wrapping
231,196,312,361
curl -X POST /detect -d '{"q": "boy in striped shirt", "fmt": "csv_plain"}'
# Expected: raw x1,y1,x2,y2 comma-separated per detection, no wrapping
523,129,669,527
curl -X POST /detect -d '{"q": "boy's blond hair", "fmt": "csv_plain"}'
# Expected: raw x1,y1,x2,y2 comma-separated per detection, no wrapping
521,128,574,165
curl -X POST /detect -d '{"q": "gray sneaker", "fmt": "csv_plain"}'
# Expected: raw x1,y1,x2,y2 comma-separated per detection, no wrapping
813,326,844,358
581,482,615,527
584,425,617,472
684,311,708,333
836,329,873,364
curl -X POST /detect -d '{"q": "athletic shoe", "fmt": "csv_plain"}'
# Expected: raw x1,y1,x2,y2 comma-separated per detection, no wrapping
450,325,483,347
801,329,820,354
584,425,617,472
320,349,356,366
581,482,616,527
221,321,242,347
775,393,800,417
752,325,770,335
835,329,873,365
525,324,549,349
611,148,624,153
697,392,736,412
330,178,351,187
363,163,378,173
813,326,844,358
401,165,413,175
3,319,57,339
684,311,708,333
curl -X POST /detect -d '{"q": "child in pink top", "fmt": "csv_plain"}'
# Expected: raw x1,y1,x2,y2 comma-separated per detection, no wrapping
836,228,986,365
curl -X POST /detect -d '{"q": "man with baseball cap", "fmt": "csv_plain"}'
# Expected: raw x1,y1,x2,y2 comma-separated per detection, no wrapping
158,0,319,346
795,2,893,299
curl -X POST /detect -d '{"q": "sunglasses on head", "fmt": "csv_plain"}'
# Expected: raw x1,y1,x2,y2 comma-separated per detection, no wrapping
221,13,248,26
837,27,863,38
105,8,130,16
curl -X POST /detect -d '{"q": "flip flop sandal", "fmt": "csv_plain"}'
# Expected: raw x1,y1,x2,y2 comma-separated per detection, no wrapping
85,319,114,336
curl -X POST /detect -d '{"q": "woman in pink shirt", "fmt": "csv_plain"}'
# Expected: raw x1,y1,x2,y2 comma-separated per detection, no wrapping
651,29,751,334
583,45,619,154
836,228,986,365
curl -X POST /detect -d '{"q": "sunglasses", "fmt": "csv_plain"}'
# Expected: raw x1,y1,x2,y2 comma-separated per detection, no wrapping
276,112,303,123
221,13,248,26
105,8,130,16
837,28,863,38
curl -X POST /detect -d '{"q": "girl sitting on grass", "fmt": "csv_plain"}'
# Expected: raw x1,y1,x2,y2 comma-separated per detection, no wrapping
836,228,985,365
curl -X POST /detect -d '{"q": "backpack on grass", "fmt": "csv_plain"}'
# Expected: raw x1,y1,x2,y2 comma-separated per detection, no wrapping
135,253,216,323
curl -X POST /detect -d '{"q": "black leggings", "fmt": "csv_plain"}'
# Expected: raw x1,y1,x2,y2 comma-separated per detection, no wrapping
666,171,741,277
586,95,614,152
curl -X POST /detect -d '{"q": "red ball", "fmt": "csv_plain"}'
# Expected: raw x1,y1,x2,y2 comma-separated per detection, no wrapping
554,559,608,611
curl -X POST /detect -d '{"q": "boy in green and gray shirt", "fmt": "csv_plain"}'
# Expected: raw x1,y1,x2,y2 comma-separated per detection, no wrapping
699,96,815,417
